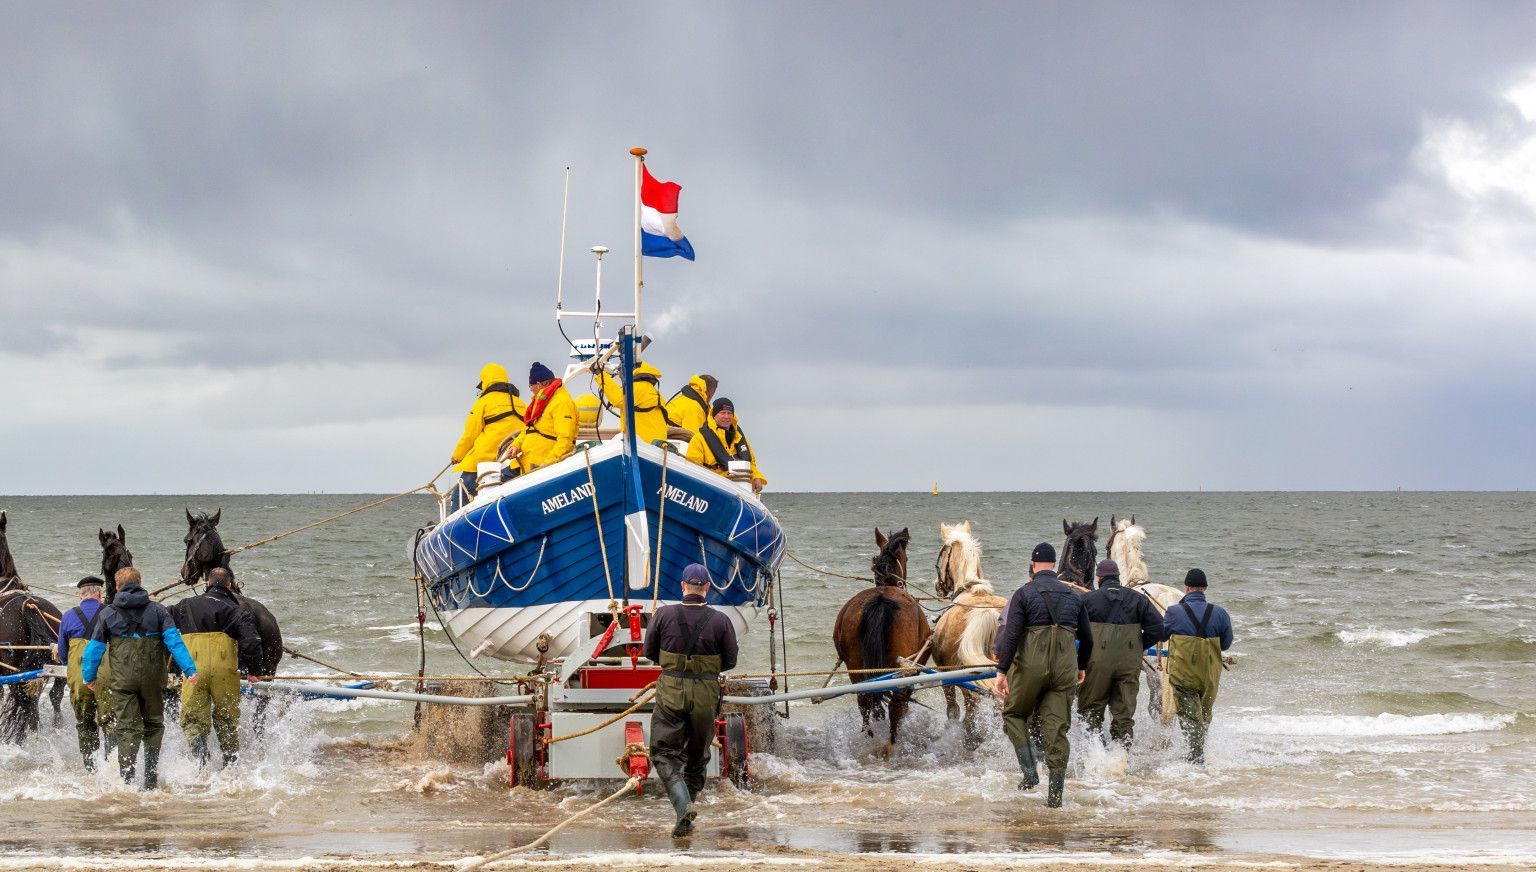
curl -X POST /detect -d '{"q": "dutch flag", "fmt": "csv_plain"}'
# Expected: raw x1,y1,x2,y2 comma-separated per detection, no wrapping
640,166,696,261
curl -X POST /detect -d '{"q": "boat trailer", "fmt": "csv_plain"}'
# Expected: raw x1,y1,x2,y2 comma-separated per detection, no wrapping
252,611,994,792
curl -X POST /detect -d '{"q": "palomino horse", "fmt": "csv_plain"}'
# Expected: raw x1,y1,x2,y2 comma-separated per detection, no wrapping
180,511,284,683
1106,515,1149,588
926,521,1006,742
0,512,66,742
832,528,930,755
1058,518,1099,589
98,525,133,603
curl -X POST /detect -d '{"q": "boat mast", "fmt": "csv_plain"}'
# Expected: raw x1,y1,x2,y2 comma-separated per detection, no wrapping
630,146,646,336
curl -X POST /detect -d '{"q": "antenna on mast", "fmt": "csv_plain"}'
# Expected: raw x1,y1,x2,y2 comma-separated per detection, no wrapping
554,167,571,320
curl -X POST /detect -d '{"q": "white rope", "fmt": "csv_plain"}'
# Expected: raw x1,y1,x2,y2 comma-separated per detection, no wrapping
457,776,640,870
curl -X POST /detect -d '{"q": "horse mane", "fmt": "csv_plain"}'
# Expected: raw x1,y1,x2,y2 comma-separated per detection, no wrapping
871,528,911,587
937,521,988,598
1110,519,1149,587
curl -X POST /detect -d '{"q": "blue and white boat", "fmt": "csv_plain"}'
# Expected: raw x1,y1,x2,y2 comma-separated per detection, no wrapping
415,429,784,662
413,165,785,665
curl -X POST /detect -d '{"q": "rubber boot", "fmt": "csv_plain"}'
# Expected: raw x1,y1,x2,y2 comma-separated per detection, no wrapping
1045,770,1065,808
222,751,238,769
142,751,159,791
119,753,136,786
1012,743,1039,790
190,735,209,768
81,752,96,773
666,779,697,838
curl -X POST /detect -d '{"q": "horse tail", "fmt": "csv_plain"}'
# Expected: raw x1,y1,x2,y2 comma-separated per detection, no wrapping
957,605,1002,692
859,593,901,677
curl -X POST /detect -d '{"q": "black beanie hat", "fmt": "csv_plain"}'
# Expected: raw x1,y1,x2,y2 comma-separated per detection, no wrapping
1185,568,1208,588
1031,542,1056,563
77,575,105,589
712,397,735,415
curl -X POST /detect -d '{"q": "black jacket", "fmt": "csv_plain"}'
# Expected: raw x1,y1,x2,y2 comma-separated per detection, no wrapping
993,570,1094,672
643,596,739,672
171,585,263,675
1082,578,1165,651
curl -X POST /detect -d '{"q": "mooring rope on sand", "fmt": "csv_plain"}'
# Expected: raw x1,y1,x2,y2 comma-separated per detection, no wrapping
458,776,641,871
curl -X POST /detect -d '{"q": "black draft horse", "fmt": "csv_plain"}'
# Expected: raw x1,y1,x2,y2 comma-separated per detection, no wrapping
180,510,284,682
1058,517,1099,590
98,525,133,603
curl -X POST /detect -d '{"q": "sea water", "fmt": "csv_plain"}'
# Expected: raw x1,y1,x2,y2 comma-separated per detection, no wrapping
0,491,1532,865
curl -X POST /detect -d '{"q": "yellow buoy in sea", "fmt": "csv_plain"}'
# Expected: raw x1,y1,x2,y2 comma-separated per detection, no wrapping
932,482,939,495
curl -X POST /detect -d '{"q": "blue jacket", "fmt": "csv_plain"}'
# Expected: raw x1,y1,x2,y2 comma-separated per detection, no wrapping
56,598,104,662
81,584,197,683
1162,591,1233,651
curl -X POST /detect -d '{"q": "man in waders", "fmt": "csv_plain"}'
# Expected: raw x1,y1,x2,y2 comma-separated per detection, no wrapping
56,575,112,769
171,567,261,768
992,543,1093,807
1078,559,1165,750
82,567,199,789
1162,568,1233,764
642,563,738,838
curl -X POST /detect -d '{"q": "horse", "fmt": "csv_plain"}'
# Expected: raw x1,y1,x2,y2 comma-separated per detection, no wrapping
831,528,930,756
925,521,1006,743
180,510,284,684
98,525,133,603
1105,515,1149,588
1058,518,1098,590
0,512,66,742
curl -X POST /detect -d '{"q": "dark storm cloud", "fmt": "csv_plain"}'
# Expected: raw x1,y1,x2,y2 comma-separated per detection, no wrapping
3,3,1536,492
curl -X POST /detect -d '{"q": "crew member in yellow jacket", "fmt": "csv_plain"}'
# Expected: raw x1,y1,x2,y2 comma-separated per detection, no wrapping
449,363,526,508
597,361,671,445
665,374,717,435
508,362,579,473
685,397,766,493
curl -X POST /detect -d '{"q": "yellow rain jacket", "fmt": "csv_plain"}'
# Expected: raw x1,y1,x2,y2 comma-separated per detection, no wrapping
451,364,527,474
597,362,670,445
513,383,579,473
666,375,713,435
686,420,765,486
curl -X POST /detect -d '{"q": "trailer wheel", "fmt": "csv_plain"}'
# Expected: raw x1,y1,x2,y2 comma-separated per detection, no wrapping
509,713,538,788
721,712,750,790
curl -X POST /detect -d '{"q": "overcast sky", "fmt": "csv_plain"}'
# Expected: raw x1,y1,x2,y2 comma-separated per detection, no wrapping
3,3,1536,493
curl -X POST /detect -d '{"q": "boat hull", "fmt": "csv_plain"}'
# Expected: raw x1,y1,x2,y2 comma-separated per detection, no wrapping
415,439,785,662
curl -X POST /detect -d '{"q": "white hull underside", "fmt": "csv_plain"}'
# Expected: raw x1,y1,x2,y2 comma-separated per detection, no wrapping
444,599,760,663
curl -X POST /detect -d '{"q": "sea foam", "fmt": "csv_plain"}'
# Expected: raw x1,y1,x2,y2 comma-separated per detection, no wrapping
1336,627,1440,647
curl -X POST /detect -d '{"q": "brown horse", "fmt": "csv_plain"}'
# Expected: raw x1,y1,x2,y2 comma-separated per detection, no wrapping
0,512,66,741
832,527,930,756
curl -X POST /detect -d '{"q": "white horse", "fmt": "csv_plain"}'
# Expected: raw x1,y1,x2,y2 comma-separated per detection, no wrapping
1107,515,1183,723
927,521,1006,742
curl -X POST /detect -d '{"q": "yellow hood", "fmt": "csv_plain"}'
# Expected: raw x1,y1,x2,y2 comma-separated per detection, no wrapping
478,363,510,392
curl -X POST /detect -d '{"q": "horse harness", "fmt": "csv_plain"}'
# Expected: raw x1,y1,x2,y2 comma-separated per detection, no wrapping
660,605,717,681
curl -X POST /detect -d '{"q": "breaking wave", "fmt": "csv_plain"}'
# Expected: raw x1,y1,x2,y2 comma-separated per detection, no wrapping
1227,712,1515,737
1336,627,1441,647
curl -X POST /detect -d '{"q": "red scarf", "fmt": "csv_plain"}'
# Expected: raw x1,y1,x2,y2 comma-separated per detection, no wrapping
523,378,563,427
